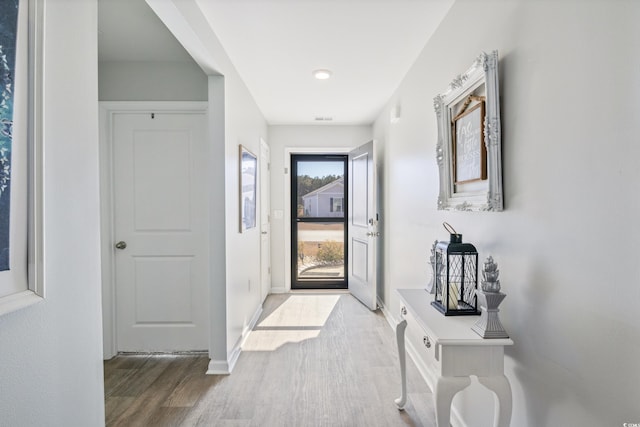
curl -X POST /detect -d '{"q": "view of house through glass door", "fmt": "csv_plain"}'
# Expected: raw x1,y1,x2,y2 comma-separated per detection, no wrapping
291,155,347,289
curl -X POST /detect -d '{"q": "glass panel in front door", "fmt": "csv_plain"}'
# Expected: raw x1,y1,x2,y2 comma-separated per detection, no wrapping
292,157,347,289
296,222,345,282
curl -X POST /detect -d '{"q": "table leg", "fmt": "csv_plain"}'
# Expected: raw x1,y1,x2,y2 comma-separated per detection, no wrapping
478,375,512,427
394,319,408,410
434,376,471,427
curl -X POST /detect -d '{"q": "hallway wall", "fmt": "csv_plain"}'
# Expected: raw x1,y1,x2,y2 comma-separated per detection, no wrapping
374,1,640,426
0,1,105,425
144,0,269,372
99,61,207,101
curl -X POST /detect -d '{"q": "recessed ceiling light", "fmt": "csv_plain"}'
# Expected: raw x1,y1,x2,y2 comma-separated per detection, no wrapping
313,69,332,80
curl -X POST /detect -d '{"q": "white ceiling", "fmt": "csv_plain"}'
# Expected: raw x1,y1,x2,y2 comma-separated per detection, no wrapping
98,0,454,125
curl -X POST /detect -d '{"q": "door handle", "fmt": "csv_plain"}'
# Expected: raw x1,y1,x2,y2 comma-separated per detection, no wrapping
115,241,127,250
367,232,380,237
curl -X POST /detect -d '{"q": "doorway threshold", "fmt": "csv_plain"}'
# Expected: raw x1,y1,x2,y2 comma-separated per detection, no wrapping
289,289,349,294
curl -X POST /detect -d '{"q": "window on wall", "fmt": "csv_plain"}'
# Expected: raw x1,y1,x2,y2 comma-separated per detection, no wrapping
330,197,343,213
0,0,45,316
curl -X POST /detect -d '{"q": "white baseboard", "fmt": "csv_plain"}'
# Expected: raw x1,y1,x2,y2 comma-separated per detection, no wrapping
208,303,264,375
270,286,287,294
378,296,395,328
242,304,263,348
206,358,231,375
226,342,242,373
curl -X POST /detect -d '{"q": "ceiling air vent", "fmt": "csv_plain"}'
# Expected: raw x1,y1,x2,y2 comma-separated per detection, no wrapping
314,117,333,121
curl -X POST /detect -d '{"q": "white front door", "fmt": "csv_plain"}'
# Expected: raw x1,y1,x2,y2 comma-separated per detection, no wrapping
348,141,378,310
260,139,271,302
113,112,209,352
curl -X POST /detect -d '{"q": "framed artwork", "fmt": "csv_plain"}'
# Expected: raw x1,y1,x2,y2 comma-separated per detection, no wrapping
0,0,44,316
434,50,503,211
453,101,486,184
239,145,257,233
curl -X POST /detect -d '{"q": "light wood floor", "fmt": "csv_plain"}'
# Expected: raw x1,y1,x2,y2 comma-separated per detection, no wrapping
104,293,436,426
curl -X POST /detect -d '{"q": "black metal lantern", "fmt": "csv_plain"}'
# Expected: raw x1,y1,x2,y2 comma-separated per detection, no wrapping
431,223,479,316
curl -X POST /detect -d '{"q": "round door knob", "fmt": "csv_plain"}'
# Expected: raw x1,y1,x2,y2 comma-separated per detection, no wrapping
115,241,127,250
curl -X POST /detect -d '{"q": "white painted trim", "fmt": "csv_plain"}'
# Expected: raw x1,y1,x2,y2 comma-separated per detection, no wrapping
27,0,45,300
0,291,42,316
226,342,242,374
205,75,229,367
0,0,45,317
206,359,231,375
227,303,263,373
99,101,208,360
245,304,264,341
378,296,394,328
282,146,353,292
259,137,271,301
206,303,263,375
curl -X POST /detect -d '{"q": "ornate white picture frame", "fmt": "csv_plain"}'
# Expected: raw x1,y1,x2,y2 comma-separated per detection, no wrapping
434,50,503,211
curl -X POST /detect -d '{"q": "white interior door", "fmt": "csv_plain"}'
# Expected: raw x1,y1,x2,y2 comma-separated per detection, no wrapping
348,140,378,310
113,112,209,352
260,139,271,302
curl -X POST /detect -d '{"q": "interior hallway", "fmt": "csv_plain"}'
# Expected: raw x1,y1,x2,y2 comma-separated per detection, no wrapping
104,293,434,426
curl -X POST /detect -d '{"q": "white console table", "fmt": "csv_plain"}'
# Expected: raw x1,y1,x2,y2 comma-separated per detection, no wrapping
395,289,513,427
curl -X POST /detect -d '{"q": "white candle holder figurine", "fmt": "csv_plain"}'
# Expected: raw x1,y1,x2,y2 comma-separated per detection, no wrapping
426,240,439,294
472,256,509,338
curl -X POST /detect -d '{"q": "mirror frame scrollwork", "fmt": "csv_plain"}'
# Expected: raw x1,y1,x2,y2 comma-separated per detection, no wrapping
434,50,503,212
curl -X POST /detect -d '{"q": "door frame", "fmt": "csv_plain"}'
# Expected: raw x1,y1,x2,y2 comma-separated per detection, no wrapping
99,101,208,359
259,138,271,302
282,147,352,293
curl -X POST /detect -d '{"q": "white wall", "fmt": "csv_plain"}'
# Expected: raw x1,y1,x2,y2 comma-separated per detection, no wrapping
146,0,269,372
374,1,640,426
221,71,269,362
0,1,105,426
99,60,207,101
267,125,372,292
